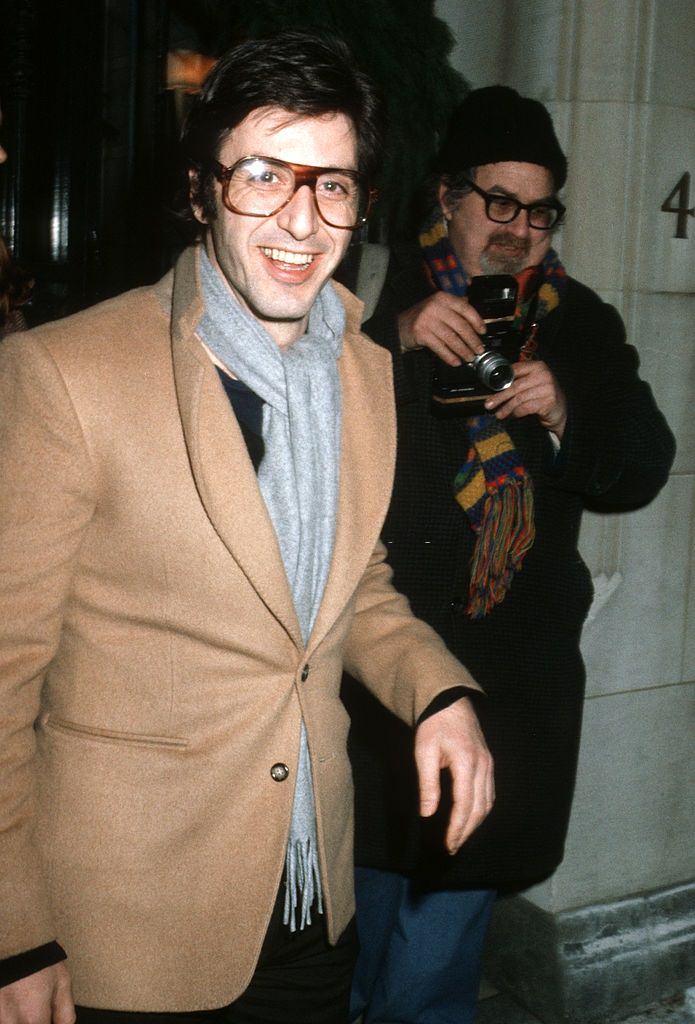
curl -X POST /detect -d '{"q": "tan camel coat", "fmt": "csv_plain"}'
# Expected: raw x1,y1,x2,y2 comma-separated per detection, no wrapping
0,245,477,1011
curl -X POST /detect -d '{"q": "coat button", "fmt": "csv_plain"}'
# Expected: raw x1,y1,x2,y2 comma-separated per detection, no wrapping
270,763,289,782
301,664,310,682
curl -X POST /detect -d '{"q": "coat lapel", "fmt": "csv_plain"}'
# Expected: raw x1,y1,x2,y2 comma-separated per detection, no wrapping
169,247,303,650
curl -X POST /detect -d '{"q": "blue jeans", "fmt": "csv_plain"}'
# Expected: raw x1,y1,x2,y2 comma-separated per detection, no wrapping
350,867,495,1024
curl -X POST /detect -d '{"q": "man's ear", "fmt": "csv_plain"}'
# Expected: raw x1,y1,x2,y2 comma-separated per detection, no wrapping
438,180,453,221
188,167,207,225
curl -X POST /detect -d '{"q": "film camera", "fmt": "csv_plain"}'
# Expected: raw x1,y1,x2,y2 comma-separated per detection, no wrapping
431,274,520,413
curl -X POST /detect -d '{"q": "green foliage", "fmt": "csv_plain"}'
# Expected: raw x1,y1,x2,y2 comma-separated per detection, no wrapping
171,0,468,239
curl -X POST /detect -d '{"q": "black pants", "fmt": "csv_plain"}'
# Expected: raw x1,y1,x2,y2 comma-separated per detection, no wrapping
76,887,358,1024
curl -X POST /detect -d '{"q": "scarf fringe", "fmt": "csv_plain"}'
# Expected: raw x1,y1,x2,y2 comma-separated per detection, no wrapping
466,476,536,619
283,836,323,933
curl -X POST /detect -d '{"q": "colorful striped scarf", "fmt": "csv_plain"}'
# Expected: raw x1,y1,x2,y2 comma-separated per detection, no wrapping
419,212,566,617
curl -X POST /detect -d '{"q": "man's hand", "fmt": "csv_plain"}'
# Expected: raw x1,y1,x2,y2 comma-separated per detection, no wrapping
484,360,568,439
0,963,75,1024
398,293,486,365
414,697,494,856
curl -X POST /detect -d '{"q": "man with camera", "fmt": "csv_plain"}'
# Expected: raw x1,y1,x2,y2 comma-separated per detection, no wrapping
344,86,676,1024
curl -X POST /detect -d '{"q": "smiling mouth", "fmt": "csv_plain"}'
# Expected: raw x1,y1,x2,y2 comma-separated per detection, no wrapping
261,247,316,268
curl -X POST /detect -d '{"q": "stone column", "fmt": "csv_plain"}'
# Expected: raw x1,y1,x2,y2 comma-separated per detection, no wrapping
435,1,695,1019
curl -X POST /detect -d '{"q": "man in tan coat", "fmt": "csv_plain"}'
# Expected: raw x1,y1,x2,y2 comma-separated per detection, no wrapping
0,32,493,1024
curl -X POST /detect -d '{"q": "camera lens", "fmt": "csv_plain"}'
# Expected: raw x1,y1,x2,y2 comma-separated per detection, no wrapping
485,360,514,391
472,351,514,392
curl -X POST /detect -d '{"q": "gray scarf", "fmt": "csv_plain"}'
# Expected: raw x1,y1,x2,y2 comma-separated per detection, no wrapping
196,247,344,930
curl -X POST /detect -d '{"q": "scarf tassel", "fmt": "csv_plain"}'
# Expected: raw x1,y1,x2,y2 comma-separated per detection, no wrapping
466,475,535,619
283,836,323,933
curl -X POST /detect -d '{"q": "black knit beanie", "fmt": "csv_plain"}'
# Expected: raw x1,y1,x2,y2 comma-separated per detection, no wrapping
436,86,567,191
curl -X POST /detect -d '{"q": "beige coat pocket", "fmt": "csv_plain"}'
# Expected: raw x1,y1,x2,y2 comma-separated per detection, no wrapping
43,714,189,749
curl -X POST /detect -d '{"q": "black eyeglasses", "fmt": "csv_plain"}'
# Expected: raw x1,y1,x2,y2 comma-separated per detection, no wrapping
211,155,377,230
461,175,565,230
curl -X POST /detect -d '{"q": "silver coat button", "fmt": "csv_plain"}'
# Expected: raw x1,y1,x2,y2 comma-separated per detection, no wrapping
270,762,289,782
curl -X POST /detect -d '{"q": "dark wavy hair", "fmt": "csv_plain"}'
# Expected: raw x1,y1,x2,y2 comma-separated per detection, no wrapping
0,233,32,332
181,29,383,224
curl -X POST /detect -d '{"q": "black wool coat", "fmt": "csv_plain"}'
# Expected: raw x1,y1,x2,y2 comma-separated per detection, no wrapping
342,247,676,893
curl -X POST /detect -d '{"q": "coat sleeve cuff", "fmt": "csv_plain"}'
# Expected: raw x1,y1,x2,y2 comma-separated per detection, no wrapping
0,942,67,989
416,685,485,725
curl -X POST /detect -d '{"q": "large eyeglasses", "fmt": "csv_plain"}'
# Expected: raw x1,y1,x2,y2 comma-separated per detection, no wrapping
212,155,376,230
462,175,565,230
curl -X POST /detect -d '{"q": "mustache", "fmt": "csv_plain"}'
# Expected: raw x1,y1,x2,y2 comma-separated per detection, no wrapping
486,232,530,252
